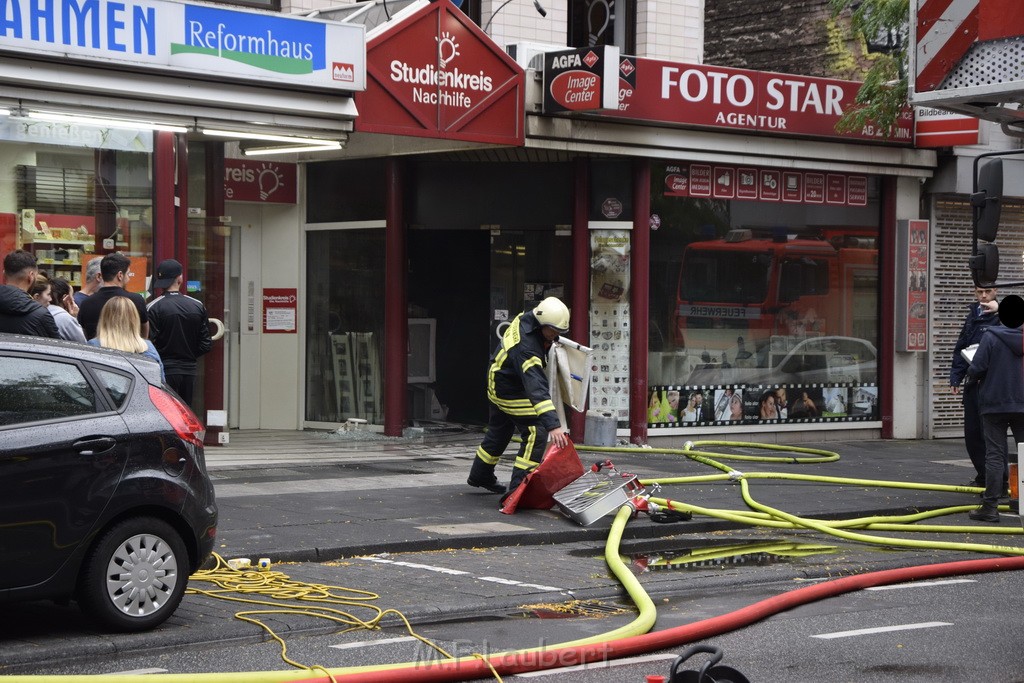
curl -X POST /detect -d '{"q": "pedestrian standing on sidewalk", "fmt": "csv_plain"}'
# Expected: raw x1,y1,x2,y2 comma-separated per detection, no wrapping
965,295,1024,523
0,250,59,338
467,297,570,497
77,252,149,340
146,259,212,407
951,283,1000,488
47,276,87,343
73,257,103,307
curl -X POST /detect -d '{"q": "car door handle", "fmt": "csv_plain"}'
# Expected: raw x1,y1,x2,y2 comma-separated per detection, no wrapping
73,437,117,455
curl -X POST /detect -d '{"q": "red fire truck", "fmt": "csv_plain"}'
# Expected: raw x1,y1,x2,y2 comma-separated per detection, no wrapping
673,228,878,354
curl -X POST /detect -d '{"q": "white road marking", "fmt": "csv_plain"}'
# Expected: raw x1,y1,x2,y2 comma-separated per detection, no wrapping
512,653,678,677
359,556,565,592
417,522,534,535
330,636,417,650
812,622,952,639
867,579,976,591
214,470,464,497
108,669,168,675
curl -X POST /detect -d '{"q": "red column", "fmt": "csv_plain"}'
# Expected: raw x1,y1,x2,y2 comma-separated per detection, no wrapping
384,159,408,437
152,132,177,266
570,157,590,440
202,143,227,444
880,176,897,439
629,159,650,445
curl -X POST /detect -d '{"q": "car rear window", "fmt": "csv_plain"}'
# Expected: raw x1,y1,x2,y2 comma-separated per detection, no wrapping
0,357,97,426
93,368,133,409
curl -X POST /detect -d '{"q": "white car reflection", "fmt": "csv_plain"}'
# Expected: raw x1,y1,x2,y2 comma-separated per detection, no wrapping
683,336,878,386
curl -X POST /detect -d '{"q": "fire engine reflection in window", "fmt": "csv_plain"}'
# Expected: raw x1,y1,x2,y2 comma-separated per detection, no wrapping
670,228,878,388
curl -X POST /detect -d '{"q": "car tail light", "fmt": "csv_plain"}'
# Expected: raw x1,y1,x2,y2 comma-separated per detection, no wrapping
149,385,206,447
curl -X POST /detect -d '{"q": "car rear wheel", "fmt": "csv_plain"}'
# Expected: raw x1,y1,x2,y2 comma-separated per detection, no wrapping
78,517,188,632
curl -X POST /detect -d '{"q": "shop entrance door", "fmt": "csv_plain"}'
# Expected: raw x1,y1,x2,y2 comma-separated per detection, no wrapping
405,228,571,426
489,231,572,340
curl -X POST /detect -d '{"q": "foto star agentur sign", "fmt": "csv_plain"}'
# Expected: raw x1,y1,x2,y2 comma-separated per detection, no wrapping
607,58,913,144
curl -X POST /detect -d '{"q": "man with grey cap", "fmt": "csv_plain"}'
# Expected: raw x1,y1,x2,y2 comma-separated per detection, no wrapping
147,259,212,407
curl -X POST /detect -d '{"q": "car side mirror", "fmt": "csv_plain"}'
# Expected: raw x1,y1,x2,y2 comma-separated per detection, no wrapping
970,243,999,287
972,158,1002,243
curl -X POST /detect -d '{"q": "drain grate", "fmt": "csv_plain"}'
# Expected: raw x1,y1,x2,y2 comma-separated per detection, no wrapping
517,600,630,619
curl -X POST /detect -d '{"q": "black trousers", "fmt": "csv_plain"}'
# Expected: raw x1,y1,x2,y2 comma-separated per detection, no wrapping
980,412,1024,507
166,373,196,408
963,383,986,481
469,402,550,491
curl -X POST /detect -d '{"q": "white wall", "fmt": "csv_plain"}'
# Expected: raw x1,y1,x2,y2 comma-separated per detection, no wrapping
892,175,928,439
286,0,706,63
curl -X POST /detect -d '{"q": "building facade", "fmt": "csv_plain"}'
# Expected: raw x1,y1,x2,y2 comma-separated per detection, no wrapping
0,0,943,445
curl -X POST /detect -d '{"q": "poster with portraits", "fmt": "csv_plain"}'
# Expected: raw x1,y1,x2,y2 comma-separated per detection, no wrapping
646,383,879,427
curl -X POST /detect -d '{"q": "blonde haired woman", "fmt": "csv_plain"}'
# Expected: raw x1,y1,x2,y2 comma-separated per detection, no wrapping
88,296,164,378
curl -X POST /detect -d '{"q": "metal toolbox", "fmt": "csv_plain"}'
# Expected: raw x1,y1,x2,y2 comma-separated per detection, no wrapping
553,468,645,526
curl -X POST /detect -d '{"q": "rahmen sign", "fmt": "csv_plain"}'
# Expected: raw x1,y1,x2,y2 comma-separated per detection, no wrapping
354,0,525,145
0,0,366,91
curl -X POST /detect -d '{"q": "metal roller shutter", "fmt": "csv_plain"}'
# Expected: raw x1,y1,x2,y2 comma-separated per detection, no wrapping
930,196,1024,438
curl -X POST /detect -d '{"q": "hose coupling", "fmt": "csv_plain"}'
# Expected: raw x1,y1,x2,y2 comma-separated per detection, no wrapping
727,470,744,481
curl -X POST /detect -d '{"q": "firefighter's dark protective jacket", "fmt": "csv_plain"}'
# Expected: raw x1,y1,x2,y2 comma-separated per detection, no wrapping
487,310,559,431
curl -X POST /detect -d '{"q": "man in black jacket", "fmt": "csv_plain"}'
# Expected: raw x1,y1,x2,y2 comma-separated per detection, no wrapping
0,250,59,338
965,295,1024,523
950,284,1000,487
147,259,212,407
467,297,570,496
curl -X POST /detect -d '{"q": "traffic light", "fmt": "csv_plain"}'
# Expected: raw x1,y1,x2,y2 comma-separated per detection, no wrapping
970,158,1002,286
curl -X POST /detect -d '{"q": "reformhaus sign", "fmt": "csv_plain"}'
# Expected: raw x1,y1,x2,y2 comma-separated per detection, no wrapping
0,0,366,91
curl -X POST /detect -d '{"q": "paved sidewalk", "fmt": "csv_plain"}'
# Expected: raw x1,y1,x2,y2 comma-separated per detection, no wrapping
206,429,1014,563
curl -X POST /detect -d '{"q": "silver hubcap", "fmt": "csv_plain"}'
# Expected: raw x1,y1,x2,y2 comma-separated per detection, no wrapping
105,533,179,618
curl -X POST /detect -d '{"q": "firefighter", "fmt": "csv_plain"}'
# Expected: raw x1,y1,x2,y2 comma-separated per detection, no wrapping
468,296,571,496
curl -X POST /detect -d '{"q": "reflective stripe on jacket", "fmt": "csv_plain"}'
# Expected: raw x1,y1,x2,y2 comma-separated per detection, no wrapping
487,311,559,430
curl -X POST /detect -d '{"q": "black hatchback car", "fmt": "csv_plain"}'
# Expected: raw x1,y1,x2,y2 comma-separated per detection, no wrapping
0,334,217,631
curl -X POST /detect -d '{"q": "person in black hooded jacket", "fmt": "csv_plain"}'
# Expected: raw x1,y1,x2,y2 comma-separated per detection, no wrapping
0,250,59,338
966,296,1024,522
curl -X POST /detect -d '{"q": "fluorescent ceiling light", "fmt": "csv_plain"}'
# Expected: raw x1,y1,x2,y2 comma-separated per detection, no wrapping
243,142,342,156
202,128,341,146
26,111,188,132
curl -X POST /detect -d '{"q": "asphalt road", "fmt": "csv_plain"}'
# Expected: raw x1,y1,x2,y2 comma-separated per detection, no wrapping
6,527,1024,681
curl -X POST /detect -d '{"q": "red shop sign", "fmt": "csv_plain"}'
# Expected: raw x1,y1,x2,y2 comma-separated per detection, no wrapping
263,288,297,334
662,163,869,207
224,159,297,205
608,58,913,145
354,1,525,145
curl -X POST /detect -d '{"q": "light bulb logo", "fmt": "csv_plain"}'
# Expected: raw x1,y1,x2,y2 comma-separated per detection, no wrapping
586,0,614,46
257,164,285,200
437,31,460,68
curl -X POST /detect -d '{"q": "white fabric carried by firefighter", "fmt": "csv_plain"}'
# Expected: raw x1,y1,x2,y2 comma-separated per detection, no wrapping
547,337,593,430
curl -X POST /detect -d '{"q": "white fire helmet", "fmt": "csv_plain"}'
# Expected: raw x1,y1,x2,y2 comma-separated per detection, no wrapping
533,297,570,333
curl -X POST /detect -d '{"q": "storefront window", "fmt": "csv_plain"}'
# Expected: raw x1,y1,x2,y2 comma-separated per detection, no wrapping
647,161,881,427
304,228,386,424
0,117,153,302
